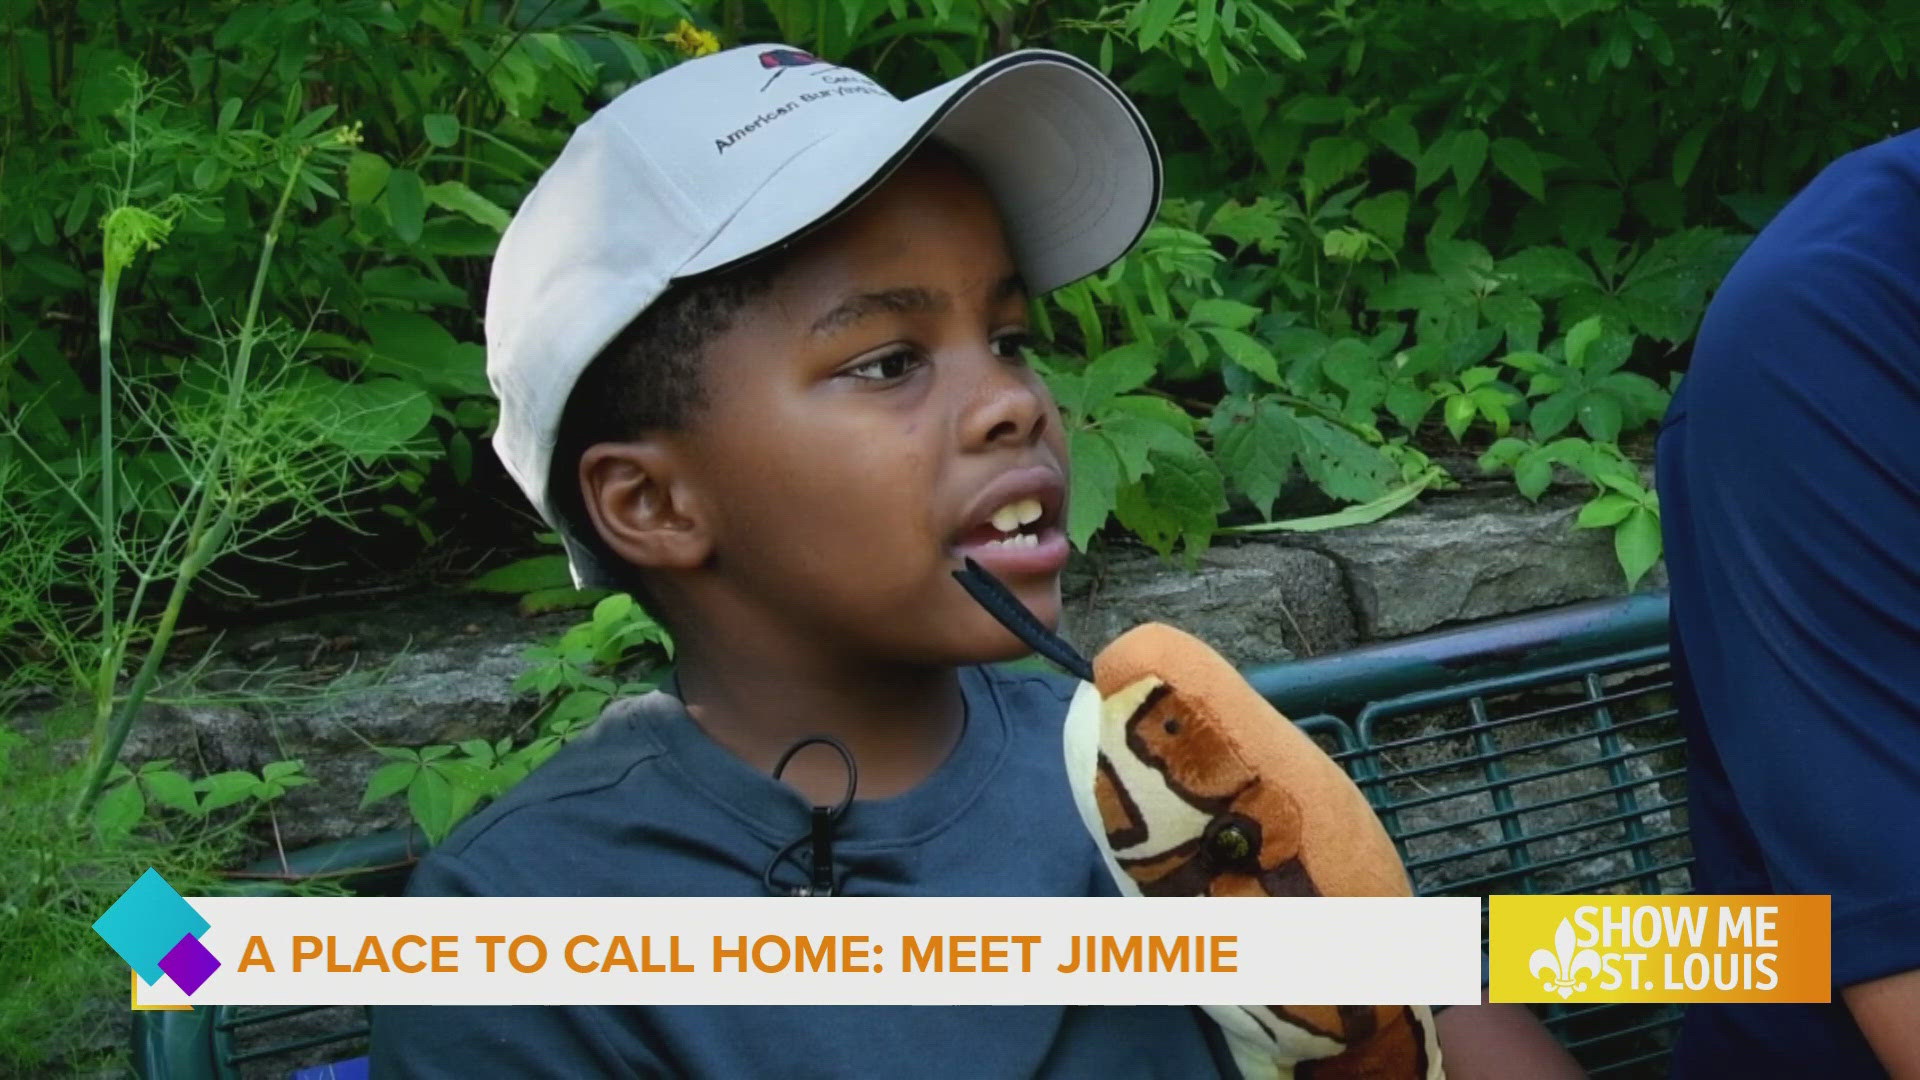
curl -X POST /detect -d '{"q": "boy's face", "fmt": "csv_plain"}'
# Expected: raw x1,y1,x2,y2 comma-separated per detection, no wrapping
663,149,1073,667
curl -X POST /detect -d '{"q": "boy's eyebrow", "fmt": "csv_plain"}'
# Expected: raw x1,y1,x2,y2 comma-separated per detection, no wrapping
808,272,1029,337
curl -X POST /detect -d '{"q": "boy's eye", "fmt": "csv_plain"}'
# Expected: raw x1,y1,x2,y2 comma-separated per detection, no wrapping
844,348,923,382
992,331,1034,360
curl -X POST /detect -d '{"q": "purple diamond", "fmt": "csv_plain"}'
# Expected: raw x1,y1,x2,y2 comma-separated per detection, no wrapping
157,933,220,995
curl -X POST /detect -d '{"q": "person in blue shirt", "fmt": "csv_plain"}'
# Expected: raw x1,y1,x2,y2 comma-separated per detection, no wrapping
1658,130,1920,1076
371,43,1581,1078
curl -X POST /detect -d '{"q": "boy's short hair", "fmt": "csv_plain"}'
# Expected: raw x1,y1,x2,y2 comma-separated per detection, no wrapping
484,44,1161,590
545,256,786,597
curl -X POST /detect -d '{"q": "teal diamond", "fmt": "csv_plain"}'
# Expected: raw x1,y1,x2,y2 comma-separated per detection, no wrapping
93,868,209,984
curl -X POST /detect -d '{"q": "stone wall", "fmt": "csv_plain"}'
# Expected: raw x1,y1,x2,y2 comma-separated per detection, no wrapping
87,486,1657,853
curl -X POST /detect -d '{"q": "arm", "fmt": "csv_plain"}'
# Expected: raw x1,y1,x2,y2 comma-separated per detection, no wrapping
1842,970,1920,1077
1434,996,1585,1080
1660,142,1920,1073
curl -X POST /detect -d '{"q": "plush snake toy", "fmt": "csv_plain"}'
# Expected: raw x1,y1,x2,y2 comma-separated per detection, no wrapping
954,560,1445,1080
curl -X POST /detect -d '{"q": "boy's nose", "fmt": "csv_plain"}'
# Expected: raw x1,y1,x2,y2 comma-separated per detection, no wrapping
957,349,1050,450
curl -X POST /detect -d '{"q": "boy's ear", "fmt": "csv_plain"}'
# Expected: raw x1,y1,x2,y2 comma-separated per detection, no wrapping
577,438,713,572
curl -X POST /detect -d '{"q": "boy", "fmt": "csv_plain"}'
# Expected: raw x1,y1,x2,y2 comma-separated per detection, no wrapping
371,44,1578,1078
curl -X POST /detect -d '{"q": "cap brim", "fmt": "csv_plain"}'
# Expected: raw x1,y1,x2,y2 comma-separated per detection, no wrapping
677,50,1161,293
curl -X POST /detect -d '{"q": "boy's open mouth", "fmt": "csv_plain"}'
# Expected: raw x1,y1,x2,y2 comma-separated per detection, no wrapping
949,467,1070,576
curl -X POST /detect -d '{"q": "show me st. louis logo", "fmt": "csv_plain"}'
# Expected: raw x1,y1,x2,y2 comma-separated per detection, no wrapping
94,868,221,997
1530,917,1601,999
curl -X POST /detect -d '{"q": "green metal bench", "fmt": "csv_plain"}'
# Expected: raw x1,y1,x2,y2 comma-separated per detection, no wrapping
136,590,1683,1079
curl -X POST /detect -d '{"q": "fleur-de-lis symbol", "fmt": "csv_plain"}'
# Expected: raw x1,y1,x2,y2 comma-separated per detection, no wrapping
1529,918,1601,999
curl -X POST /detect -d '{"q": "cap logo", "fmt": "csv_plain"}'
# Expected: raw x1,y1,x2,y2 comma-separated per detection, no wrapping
759,48,823,91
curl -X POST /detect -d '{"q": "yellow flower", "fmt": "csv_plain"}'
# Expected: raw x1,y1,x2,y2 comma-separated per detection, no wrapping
665,19,720,57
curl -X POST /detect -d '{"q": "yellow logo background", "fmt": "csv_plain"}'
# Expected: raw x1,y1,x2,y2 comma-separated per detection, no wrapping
1489,895,1829,1003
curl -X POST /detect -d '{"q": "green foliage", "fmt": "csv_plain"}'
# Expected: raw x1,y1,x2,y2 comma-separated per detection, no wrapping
0,724,306,1073
363,590,671,842
12,0,1915,613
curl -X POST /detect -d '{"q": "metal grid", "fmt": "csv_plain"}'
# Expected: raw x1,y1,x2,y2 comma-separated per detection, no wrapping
216,1005,370,1075
1291,644,1691,1078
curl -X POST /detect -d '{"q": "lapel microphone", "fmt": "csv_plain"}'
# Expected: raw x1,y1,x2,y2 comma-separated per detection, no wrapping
762,735,858,897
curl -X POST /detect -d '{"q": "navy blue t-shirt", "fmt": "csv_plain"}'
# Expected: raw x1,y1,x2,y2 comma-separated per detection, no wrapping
368,665,1238,1078
1657,129,1920,1077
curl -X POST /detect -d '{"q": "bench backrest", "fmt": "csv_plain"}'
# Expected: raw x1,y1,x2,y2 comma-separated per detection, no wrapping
1248,590,1687,1078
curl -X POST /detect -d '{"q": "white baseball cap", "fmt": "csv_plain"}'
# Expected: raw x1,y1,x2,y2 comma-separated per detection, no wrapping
485,44,1162,588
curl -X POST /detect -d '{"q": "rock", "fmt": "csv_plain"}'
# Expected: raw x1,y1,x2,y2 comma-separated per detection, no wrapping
1282,489,1667,639
1062,543,1356,666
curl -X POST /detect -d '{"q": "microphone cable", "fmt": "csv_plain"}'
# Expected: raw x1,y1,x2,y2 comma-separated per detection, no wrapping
761,735,858,897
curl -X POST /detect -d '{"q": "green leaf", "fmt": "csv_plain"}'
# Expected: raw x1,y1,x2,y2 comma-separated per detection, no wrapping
469,554,574,594
1385,383,1433,431
347,153,392,208
1322,227,1374,262
1188,297,1262,330
1103,412,1198,482
1353,191,1409,251
1576,392,1624,442
361,265,469,307
1481,292,1543,352
423,113,460,147
1222,470,1434,534
1530,391,1580,439
1578,493,1637,528
1478,436,1530,471
1369,115,1420,163
1114,446,1227,557
217,96,242,133
1499,246,1598,298
1615,506,1663,587
1450,129,1489,193
385,168,426,244
141,770,200,815
94,781,143,838
1137,0,1183,50
1740,52,1773,110
1284,96,1351,125
362,761,418,807
1564,315,1605,367
1203,327,1281,385
549,689,610,730
361,310,491,397
197,771,260,812
1066,428,1122,548
1491,138,1546,201
408,767,456,842
1414,132,1454,193
1211,396,1299,516
1248,7,1305,60
1599,371,1670,421
1296,417,1397,503
1444,394,1476,440
1303,136,1369,191
1514,450,1554,500
425,180,510,234
262,760,306,782
310,377,434,457
1079,343,1159,409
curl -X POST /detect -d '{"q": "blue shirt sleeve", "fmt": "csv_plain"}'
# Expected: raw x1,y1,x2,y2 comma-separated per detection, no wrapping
1657,131,1920,989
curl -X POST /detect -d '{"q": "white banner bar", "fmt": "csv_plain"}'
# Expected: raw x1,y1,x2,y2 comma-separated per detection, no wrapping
136,896,1481,1007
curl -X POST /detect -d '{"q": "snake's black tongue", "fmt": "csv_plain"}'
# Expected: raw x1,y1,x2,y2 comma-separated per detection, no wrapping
951,558,1094,683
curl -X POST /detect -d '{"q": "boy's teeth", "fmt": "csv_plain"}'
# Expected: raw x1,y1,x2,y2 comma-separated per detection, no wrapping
982,532,1040,549
988,498,1044,533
